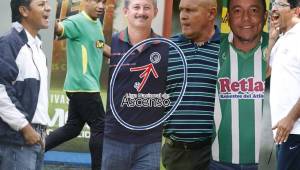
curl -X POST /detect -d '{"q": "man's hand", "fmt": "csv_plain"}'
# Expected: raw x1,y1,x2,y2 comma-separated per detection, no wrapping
104,44,111,58
269,15,280,41
20,124,42,145
265,11,281,77
272,115,295,144
54,20,63,37
273,99,300,144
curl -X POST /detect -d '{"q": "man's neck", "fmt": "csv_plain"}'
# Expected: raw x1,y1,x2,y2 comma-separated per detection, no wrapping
284,17,300,34
21,21,38,38
193,24,215,44
233,36,260,52
83,10,97,21
127,27,152,45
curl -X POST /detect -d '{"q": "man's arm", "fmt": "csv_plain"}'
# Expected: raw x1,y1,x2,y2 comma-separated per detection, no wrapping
21,124,43,145
54,20,63,37
104,44,111,58
273,99,300,144
265,18,280,77
0,40,41,145
55,17,80,39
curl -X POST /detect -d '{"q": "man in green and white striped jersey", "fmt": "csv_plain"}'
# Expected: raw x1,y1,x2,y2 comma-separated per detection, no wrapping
210,0,268,169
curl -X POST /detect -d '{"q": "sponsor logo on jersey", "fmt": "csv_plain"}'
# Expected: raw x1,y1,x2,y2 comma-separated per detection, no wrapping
96,40,104,48
218,77,264,99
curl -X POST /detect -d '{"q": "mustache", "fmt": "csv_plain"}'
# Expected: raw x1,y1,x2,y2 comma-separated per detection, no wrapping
134,15,148,20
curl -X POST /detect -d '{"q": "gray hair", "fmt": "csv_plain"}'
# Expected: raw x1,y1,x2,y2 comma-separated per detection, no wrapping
124,0,157,8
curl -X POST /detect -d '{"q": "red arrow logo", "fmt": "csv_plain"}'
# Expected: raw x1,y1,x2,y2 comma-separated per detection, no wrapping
130,63,159,92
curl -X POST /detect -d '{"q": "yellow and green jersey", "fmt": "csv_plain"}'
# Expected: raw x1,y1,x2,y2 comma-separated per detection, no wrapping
60,11,105,92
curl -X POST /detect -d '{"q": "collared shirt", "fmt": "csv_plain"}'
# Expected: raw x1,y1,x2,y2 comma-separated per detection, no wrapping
23,29,49,126
163,26,220,142
270,22,300,135
105,28,168,144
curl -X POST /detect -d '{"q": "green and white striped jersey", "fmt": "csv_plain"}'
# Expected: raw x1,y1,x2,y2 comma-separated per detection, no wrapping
212,32,268,164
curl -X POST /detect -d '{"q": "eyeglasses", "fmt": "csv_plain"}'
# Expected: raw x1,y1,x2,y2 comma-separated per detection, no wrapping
272,2,291,8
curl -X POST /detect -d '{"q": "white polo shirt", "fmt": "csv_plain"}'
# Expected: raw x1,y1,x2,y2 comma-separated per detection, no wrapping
270,23,300,135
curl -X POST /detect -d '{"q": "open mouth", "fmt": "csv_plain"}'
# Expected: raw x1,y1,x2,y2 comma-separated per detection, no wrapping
181,23,191,28
43,15,49,20
271,13,280,21
96,10,104,15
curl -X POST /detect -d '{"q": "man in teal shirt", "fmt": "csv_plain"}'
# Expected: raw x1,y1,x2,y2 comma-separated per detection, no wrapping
45,0,107,169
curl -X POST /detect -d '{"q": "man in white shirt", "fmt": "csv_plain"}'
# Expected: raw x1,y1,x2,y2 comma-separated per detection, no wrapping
268,0,300,169
0,0,51,169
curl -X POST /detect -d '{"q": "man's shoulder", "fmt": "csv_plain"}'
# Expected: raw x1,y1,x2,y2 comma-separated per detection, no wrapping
0,28,27,61
112,32,120,39
0,28,25,48
63,13,84,25
261,32,269,49
170,33,184,42
1,29,15,41
68,12,83,20
111,32,123,45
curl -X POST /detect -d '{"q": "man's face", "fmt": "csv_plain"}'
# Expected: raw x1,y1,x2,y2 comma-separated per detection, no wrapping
271,0,293,33
179,0,215,41
25,0,51,30
228,0,266,43
86,0,105,20
124,0,157,29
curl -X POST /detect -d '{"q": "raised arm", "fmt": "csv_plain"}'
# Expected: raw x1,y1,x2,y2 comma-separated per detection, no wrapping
265,17,280,77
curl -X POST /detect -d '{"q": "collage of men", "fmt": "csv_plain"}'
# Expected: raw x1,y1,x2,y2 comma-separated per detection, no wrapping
0,0,300,170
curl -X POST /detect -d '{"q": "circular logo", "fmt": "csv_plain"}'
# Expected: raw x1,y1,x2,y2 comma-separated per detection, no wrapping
150,52,161,64
110,37,187,130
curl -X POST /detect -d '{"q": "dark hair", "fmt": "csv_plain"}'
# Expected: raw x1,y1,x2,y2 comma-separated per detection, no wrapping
227,0,266,12
10,0,32,22
288,0,300,8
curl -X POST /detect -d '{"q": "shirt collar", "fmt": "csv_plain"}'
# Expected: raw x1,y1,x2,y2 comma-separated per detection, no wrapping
82,11,98,23
228,31,263,54
25,30,42,48
12,22,42,48
118,27,160,44
283,22,300,36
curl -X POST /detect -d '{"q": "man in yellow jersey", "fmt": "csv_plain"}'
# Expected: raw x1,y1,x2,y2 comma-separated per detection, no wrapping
45,0,107,169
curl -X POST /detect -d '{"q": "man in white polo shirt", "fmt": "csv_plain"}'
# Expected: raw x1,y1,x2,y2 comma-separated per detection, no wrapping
268,0,300,169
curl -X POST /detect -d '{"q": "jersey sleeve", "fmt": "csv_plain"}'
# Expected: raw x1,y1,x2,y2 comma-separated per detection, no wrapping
60,17,80,39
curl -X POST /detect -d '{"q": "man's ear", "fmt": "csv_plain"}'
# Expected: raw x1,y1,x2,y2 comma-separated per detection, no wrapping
19,6,29,18
295,7,300,17
123,7,128,17
154,7,158,18
208,6,217,21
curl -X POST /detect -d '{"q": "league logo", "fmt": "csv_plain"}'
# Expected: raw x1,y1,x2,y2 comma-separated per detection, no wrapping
130,63,159,92
110,38,187,130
